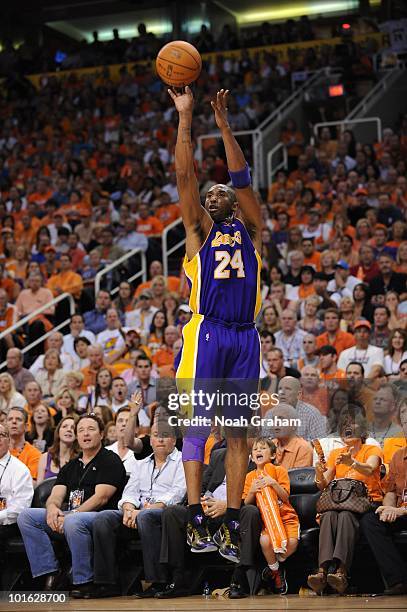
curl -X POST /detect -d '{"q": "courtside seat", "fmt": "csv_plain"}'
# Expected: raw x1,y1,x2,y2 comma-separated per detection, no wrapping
288,467,318,495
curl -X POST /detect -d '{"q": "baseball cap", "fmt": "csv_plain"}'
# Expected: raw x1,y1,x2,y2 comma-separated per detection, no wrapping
139,290,153,299
335,259,350,270
123,327,141,336
317,345,337,356
178,304,191,314
353,319,372,330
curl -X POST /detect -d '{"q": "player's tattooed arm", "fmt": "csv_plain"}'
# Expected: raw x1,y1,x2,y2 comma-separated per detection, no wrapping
212,89,262,252
168,86,211,256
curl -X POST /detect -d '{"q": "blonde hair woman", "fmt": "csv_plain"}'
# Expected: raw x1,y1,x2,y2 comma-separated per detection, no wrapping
36,349,65,399
150,275,168,309
339,296,355,332
0,372,25,414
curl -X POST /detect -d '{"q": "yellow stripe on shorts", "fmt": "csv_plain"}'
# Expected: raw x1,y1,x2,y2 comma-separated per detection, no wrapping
176,313,203,419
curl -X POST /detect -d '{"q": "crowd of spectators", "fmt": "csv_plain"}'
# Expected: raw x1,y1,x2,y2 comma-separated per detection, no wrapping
0,15,375,77
0,21,406,600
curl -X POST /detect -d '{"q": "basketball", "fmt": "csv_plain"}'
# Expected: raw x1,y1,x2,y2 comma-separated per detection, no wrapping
156,40,202,87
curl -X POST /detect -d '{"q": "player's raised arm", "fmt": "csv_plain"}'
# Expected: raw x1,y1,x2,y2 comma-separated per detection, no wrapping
211,89,262,251
168,87,211,257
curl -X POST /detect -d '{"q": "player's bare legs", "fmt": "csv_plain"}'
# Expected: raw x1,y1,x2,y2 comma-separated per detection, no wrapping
225,434,248,509
183,460,203,505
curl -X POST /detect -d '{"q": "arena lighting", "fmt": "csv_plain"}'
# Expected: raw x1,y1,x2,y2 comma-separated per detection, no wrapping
329,84,344,97
223,0,381,24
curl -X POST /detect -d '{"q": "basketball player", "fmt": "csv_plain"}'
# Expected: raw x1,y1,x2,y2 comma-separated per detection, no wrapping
168,86,262,563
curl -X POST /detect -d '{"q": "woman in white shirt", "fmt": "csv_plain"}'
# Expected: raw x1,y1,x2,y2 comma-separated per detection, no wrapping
384,328,407,376
0,372,25,414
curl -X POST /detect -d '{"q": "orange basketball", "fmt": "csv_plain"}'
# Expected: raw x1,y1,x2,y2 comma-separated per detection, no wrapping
156,40,202,87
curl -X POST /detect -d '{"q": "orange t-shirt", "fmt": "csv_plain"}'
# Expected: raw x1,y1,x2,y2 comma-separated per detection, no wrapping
155,204,180,227
244,463,299,523
10,441,41,480
136,216,164,236
152,346,174,368
134,276,180,297
326,445,383,502
303,252,321,271
316,330,356,355
382,436,406,467
47,271,83,298
0,305,17,333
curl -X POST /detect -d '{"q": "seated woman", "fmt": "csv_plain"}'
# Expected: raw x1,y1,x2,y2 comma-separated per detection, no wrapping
308,410,383,594
36,415,79,484
36,349,65,400
359,398,407,595
86,367,113,410
25,403,55,452
147,310,168,357
244,437,300,595
0,372,25,414
53,387,79,425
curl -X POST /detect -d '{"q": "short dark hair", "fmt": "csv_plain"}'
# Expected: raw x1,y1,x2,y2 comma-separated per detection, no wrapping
374,305,390,317
76,414,104,433
346,361,365,376
260,330,275,341
324,308,340,319
74,336,91,350
136,355,152,367
7,406,28,423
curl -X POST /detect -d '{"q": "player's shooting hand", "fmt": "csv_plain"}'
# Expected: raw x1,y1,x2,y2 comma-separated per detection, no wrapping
168,86,194,114
211,89,230,131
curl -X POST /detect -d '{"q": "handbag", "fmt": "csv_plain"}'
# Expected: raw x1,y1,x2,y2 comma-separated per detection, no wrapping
316,478,372,514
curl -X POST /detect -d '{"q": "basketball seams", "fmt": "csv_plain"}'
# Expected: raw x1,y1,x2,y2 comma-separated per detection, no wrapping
156,40,202,87
159,43,201,70
157,58,197,73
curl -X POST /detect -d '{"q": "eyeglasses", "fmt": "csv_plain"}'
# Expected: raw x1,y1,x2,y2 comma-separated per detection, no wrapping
0,432,9,438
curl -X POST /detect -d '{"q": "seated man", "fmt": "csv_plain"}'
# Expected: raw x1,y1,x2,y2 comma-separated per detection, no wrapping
7,407,41,480
263,403,313,469
359,397,407,596
17,415,126,593
0,422,34,588
88,417,186,599
158,444,260,600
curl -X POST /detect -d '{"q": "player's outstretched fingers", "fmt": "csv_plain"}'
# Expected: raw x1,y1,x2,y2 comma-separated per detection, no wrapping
168,89,177,100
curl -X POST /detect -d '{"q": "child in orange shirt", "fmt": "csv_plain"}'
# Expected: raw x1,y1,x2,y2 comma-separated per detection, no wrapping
244,438,300,594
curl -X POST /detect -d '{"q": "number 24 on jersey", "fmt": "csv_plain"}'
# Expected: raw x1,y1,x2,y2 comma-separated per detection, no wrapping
214,249,246,279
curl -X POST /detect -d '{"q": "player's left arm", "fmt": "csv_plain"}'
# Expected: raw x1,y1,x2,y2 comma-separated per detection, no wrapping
211,89,262,252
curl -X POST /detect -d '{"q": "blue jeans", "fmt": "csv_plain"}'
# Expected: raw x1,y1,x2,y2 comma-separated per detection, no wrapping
17,508,99,585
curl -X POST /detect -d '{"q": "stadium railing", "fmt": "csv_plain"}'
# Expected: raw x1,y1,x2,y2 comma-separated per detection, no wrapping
94,247,147,297
312,116,382,144
162,218,185,278
0,292,75,370
197,68,343,190
346,63,406,120
267,142,288,190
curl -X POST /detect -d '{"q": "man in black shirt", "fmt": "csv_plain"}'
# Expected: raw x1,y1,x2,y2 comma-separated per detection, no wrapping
18,415,126,593
370,253,407,302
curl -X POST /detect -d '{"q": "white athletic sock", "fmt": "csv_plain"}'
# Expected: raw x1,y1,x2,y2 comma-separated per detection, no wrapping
268,562,279,571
